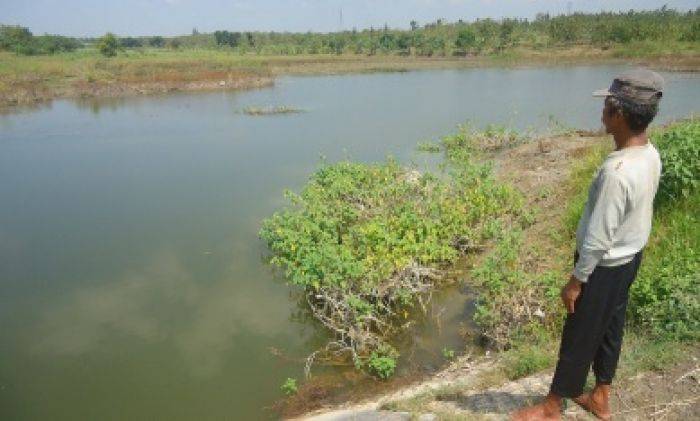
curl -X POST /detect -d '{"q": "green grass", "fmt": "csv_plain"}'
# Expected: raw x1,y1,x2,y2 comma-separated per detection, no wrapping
610,39,700,58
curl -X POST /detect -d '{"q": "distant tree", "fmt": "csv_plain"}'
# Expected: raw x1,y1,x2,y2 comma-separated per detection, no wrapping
214,30,242,47
547,17,579,44
535,12,551,22
681,21,700,41
455,27,477,50
192,27,199,35
0,25,34,54
396,32,412,52
120,37,142,48
148,36,165,48
35,34,81,54
328,35,346,54
497,19,517,50
410,20,419,31
97,32,120,57
379,32,395,51
1,25,79,55
168,38,182,49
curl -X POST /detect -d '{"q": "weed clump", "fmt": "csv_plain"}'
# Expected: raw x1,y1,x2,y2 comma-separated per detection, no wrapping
653,119,700,206
260,125,523,377
281,378,298,395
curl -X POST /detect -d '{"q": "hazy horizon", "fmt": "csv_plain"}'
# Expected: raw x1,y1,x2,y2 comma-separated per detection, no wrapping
1,0,698,38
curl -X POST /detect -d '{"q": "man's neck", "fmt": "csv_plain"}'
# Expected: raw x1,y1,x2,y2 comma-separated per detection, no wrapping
613,129,648,151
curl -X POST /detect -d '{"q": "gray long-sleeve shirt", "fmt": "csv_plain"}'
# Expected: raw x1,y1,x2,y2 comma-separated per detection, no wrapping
572,142,661,283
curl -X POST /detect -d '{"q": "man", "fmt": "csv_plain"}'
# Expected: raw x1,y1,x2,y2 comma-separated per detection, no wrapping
511,68,664,421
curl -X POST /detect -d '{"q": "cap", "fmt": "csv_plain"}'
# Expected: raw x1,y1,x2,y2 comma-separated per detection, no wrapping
593,68,664,105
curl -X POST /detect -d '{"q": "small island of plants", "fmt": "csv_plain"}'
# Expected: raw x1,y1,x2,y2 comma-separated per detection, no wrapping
259,124,527,378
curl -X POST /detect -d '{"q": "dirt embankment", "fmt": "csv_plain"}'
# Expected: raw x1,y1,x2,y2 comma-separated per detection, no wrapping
289,133,700,420
2,49,699,110
1,72,274,109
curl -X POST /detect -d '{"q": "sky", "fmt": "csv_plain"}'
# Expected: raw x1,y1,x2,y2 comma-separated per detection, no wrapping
1,0,698,37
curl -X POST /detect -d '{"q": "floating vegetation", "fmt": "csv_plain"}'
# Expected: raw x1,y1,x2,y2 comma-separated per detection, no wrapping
242,105,305,116
418,123,530,155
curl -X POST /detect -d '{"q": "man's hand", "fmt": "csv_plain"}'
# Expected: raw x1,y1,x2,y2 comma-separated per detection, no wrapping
561,275,583,314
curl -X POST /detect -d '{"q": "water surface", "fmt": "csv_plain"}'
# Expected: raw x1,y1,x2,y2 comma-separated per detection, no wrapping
1,66,698,420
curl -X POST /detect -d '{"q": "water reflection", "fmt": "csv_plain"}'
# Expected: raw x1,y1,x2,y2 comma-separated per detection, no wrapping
74,97,130,115
32,249,295,378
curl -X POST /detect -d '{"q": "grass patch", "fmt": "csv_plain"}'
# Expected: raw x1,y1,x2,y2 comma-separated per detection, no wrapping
617,331,695,375
501,327,558,380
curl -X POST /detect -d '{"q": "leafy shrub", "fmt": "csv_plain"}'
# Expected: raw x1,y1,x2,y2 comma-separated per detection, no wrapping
367,347,398,379
630,193,699,340
415,141,441,153
260,126,523,375
281,378,298,395
470,229,533,347
97,33,120,57
441,347,456,360
652,120,700,206
503,343,555,380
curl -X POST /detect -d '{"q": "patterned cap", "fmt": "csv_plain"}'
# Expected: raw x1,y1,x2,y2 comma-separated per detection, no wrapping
593,68,664,105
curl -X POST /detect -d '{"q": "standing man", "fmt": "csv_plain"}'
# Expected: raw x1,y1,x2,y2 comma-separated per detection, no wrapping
512,68,664,421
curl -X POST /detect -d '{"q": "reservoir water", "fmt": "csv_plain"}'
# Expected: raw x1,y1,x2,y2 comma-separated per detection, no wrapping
1,66,698,420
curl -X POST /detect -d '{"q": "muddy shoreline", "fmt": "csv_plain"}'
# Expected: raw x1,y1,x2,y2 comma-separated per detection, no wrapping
2,52,698,111
0,74,274,110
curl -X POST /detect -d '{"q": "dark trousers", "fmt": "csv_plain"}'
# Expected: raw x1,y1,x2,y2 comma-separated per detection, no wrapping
549,250,643,398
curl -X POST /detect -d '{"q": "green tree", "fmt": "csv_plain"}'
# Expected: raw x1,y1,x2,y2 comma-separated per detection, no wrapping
0,25,34,54
214,30,242,47
168,38,181,49
148,36,165,48
455,27,477,50
97,32,120,57
119,36,142,48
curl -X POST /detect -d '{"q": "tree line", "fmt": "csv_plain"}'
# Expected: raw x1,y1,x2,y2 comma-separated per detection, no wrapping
2,7,698,57
0,25,81,55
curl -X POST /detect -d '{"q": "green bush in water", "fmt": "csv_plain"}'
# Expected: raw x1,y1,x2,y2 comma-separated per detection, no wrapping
259,126,523,376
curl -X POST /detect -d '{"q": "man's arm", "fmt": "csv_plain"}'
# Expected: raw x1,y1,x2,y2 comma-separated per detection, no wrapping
562,170,627,313
572,170,627,283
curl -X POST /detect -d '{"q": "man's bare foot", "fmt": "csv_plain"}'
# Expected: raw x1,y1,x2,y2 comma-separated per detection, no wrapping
510,393,563,421
573,384,612,420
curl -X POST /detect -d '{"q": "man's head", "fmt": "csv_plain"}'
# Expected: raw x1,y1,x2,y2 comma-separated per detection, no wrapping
594,68,664,135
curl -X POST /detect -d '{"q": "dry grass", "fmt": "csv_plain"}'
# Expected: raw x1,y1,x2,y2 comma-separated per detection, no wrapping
2,44,698,108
